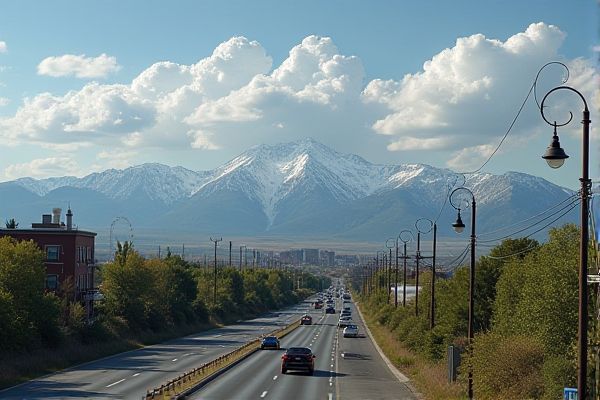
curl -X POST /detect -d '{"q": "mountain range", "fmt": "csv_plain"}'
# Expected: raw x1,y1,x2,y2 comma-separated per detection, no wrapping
0,138,576,246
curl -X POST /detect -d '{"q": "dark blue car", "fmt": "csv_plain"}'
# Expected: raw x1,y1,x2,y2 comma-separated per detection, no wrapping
260,336,280,350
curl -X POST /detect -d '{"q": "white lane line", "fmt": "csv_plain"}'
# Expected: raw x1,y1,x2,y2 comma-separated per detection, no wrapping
172,358,178,362
132,373,140,377
106,378,126,388
273,375,278,380
330,364,334,367
329,393,333,400
261,391,268,398
183,353,192,357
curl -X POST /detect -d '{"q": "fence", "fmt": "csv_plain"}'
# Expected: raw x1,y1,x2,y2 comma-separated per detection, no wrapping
144,317,301,400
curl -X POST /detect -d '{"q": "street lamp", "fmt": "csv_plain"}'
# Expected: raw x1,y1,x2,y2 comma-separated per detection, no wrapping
415,219,436,318
398,230,413,307
539,84,591,399
449,187,476,400
415,218,438,329
386,238,395,303
210,237,223,307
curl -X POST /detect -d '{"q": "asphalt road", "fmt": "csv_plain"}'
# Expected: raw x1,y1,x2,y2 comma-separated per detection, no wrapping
0,301,314,400
190,297,416,400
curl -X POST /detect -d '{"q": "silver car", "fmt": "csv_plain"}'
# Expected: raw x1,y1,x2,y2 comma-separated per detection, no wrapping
343,324,359,337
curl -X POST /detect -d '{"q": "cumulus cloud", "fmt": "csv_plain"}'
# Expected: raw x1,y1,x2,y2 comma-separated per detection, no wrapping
0,25,596,173
0,41,6,53
4,157,81,179
37,53,120,78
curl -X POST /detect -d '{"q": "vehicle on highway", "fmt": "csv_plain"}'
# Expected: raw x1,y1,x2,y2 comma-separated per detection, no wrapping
260,336,281,350
343,324,359,338
314,301,323,309
343,293,351,300
325,306,336,314
301,315,313,325
340,310,351,317
281,347,316,375
338,316,353,328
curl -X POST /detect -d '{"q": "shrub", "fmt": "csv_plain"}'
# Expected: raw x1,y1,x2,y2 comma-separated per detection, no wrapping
469,332,544,399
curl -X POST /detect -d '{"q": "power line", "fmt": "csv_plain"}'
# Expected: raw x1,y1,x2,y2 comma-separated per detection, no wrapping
478,193,579,237
478,198,579,243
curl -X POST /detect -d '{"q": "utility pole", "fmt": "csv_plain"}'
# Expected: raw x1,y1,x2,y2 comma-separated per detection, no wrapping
210,237,222,307
229,241,232,267
415,232,421,316
182,244,185,260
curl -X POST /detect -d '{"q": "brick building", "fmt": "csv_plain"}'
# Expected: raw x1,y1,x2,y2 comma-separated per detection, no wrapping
0,207,97,301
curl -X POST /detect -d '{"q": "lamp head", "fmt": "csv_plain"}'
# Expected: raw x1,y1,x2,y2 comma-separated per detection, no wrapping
542,124,569,169
452,210,465,234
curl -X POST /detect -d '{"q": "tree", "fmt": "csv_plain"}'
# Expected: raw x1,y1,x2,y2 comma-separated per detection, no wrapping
5,218,18,229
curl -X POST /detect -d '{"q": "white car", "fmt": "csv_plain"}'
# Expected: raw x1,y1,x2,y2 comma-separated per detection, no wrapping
343,324,359,337
338,316,353,328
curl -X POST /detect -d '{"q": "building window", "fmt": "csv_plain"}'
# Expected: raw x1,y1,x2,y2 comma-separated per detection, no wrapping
46,245,60,261
46,275,58,290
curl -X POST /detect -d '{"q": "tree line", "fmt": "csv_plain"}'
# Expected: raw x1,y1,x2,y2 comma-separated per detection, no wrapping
0,237,327,354
356,224,594,399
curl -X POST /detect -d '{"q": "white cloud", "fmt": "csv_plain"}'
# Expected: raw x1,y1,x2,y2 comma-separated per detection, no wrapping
37,53,120,78
4,157,81,179
0,41,6,53
0,97,9,107
96,149,137,169
0,25,596,174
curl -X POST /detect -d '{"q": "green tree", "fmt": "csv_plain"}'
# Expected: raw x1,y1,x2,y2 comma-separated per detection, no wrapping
4,218,18,229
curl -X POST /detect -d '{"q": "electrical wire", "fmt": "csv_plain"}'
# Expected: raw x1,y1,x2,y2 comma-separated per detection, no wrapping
477,193,579,237
477,197,580,244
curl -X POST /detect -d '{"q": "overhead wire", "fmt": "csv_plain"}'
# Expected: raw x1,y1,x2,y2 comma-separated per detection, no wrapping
477,197,580,243
477,193,579,238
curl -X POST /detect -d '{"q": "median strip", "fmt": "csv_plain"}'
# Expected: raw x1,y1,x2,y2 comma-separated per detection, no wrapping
144,317,301,400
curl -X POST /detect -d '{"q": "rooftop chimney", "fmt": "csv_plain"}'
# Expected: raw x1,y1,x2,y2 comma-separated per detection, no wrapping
52,208,62,225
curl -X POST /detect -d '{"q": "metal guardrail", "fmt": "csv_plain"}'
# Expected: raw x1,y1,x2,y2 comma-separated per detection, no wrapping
144,317,302,400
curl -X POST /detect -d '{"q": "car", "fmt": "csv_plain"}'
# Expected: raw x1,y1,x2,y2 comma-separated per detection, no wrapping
340,310,351,317
281,347,316,374
260,336,281,350
338,316,353,328
343,324,359,338
314,302,323,309
325,307,335,314
301,315,313,325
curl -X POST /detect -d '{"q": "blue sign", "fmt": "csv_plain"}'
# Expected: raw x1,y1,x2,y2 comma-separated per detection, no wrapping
564,387,577,400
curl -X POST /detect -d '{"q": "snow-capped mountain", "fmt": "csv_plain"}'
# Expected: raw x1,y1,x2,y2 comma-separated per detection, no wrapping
1,138,576,241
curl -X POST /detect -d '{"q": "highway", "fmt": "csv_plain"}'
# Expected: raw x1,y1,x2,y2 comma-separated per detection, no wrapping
0,302,313,400
190,297,416,400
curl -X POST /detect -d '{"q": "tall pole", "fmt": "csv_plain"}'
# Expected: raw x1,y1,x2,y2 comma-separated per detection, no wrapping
229,241,232,267
415,232,420,317
539,84,590,400
430,223,437,329
395,240,399,307
450,187,476,400
403,241,408,307
388,247,392,303
210,237,222,307
239,246,243,271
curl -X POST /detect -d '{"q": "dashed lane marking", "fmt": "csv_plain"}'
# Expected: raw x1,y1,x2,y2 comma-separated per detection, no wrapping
261,391,268,398
273,375,278,380
106,379,125,388
172,358,178,362
132,373,140,377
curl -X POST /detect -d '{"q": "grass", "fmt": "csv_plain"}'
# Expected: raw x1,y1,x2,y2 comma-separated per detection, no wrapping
359,302,465,400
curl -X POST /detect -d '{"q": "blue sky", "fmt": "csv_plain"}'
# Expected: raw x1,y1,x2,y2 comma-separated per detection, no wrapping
0,0,597,189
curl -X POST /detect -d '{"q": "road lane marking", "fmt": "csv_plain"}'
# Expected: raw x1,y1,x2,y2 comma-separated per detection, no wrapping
261,391,268,398
172,358,178,362
132,373,140,377
329,393,333,400
273,375,278,380
106,378,125,388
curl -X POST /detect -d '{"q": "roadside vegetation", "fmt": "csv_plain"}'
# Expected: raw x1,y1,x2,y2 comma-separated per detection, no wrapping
0,237,326,389
356,224,594,400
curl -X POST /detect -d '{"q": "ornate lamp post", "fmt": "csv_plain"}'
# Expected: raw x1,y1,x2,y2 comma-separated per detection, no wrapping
386,238,396,303
415,218,438,329
539,84,591,399
398,230,413,307
449,187,476,400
